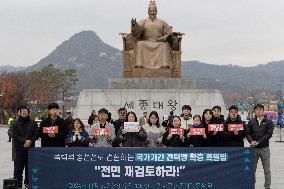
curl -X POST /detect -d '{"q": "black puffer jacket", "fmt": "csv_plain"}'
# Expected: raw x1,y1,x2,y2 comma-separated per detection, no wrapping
39,116,69,147
12,116,39,151
211,115,225,124
117,126,148,147
246,117,274,148
162,129,187,147
222,116,246,147
206,115,225,147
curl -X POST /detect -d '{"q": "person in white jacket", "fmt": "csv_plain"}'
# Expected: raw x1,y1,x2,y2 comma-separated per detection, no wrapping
144,111,165,147
180,105,193,130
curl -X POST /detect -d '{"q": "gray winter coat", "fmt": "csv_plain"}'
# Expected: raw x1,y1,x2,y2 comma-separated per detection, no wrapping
90,122,115,147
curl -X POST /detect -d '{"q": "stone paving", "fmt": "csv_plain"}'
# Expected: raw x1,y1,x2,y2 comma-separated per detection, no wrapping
0,126,283,189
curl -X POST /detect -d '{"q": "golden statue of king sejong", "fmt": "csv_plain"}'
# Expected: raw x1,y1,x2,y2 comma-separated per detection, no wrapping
120,1,184,78
131,1,172,69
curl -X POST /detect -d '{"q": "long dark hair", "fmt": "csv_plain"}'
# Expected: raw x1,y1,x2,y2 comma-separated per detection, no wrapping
70,118,85,132
126,111,137,122
202,109,213,125
148,111,160,127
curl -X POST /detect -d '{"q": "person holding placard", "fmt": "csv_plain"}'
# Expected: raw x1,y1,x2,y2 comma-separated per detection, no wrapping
117,111,148,147
90,108,115,147
222,105,246,147
185,115,207,147
162,115,187,147
39,103,69,147
144,111,165,147
205,107,224,147
65,118,90,147
211,105,225,124
201,109,218,147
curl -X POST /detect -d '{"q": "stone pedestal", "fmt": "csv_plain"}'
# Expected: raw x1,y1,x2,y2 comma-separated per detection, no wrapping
108,78,196,89
74,76,225,121
73,88,225,121
124,68,176,78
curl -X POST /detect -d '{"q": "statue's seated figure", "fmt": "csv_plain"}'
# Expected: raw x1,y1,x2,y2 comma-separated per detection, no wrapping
120,1,183,78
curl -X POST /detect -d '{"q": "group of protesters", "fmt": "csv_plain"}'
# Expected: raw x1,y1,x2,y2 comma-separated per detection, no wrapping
10,102,274,189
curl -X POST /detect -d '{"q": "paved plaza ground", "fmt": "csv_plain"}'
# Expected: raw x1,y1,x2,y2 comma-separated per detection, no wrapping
0,126,283,189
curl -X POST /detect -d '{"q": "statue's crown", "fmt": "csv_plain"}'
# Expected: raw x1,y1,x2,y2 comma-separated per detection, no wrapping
149,1,157,8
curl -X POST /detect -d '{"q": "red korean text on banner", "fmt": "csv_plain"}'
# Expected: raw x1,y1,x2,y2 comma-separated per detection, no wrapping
208,124,224,132
228,124,244,131
169,128,184,136
94,128,110,136
43,126,58,134
190,128,205,135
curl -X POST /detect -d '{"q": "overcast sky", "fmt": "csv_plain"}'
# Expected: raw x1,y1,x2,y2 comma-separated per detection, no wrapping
1,0,284,67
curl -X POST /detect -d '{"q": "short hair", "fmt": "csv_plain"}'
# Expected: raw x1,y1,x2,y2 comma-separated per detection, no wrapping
98,108,108,114
48,103,59,110
229,105,238,112
254,104,264,110
17,104,30,113
212,105,221,111
182,105,192,111
118,107,127,113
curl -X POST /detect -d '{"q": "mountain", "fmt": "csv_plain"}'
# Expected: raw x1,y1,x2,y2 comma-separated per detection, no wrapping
23,30,284,99
26,30,122,89
0,65,26,73
182,60,284,92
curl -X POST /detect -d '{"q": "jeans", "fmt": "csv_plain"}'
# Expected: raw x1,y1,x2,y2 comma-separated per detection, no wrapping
253,147,271,189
